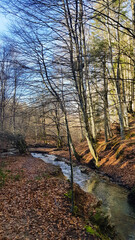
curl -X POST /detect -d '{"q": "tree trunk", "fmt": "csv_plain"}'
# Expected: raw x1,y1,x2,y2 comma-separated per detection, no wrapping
121,65,129,129
78,105,85,140
131,0,135,112
13,74,17,133
116,0,125,140
63,0,99,165
103,55,110,142
87,81,96,141
42,108,47,144
64,110,74,213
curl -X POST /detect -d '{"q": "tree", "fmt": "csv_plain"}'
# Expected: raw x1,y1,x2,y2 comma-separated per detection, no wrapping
1,0,135,153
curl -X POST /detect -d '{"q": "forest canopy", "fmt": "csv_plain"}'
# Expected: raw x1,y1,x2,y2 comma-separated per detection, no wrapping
0,0,135,165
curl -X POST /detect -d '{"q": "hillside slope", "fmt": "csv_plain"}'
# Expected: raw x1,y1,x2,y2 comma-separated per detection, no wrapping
37,118,135,189
76,119,135,188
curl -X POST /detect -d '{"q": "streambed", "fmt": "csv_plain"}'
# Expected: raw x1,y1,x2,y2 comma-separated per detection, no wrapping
31,152,135,240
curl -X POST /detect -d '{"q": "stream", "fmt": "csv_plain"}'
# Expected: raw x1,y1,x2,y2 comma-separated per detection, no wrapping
31,152,135,240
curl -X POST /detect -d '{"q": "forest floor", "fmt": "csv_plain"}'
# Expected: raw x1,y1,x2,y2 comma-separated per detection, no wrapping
0,119,134,239
30,118,135,189
0,154,107,240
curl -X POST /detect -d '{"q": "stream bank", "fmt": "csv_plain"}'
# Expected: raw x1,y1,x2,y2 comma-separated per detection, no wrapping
29,145,135,189
0,154,113,240
31,152,135,240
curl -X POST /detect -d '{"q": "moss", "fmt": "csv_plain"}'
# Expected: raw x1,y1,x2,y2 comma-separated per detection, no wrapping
84,225,112,240
64,189,72,199
89,208,116,239
84,225,100,237
73,205,78,216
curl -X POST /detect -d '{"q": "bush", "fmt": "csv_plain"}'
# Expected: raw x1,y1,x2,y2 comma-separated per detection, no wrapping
14,134,27,154
0,132,27,154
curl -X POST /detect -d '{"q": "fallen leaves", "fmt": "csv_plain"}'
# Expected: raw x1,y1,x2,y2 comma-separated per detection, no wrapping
0,155,98,240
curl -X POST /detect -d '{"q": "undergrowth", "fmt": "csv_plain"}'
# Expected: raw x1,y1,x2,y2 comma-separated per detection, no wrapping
0,167,23,187
0,168,8,187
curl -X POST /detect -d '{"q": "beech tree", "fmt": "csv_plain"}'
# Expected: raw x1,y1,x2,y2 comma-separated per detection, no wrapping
0,0,135,153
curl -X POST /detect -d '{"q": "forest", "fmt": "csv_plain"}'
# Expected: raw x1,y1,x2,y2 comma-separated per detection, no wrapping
0,0,135,239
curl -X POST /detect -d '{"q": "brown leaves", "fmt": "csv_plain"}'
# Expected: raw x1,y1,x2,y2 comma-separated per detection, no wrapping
0,155,98,240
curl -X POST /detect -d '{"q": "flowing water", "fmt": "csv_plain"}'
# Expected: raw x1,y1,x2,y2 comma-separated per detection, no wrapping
31,152,135,240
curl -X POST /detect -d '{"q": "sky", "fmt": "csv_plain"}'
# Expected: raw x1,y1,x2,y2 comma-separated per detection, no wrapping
0,13,9,33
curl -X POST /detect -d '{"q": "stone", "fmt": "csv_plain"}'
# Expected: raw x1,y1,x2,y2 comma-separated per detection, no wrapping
80,167,89,174
128,186,135,206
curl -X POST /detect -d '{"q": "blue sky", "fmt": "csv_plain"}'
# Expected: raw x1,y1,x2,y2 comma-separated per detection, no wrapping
0,13,9,33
